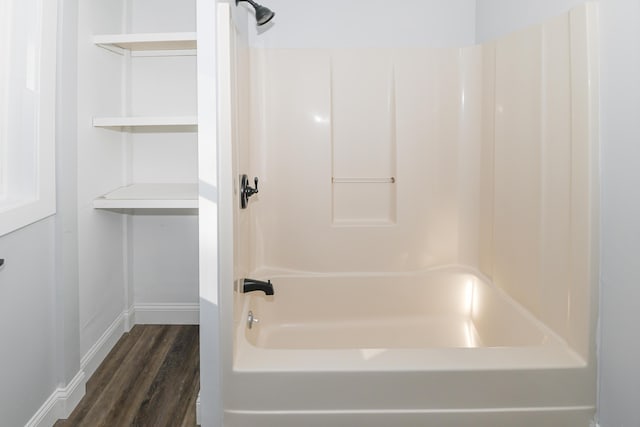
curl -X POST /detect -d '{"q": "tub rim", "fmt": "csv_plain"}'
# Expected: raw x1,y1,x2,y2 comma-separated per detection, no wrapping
233,265,587,372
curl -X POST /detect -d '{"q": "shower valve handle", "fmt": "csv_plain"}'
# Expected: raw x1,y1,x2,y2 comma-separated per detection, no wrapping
246,177,259,197
240,174,259,209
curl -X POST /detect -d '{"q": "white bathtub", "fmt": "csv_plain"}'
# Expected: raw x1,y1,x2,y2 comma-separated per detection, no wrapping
226,267,594,427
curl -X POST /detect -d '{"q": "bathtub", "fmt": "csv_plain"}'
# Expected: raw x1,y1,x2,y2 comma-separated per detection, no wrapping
226,267,595,427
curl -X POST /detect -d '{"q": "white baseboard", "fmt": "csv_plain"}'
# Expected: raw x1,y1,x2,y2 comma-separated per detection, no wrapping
80,311,127,380
132,303,200,325
196,392,201,425
24,370,86,427
123,306,135,332
79,304,198,380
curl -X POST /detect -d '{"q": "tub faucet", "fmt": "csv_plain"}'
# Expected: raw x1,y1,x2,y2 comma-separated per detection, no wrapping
243,278,274,295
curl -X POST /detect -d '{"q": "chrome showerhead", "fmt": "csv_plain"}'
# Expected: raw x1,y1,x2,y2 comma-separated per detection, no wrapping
236,0,275,26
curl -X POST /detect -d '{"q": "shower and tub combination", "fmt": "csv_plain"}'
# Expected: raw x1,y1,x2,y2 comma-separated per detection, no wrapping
216,2,599,426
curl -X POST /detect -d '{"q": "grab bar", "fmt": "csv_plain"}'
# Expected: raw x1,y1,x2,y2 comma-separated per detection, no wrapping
332,177,395,184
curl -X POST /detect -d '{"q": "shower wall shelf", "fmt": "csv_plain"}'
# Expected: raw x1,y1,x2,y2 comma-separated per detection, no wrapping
93,183,198,209
94,32,197,55
93,116,198,131
332,177,396,184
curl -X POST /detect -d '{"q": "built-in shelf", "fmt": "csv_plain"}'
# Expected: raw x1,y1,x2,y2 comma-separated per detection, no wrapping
93,183,198,209
91,31,197,211
94,32,197,52
93,116,197,131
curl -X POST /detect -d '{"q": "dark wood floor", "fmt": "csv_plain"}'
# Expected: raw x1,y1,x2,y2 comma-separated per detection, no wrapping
55,325,199,427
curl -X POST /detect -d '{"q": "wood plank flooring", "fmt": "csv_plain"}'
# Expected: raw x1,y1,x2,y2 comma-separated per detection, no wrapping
55,325,199,427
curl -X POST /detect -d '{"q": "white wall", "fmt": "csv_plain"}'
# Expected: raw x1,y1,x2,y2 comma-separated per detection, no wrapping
246,0,477,48
475,0,589,42
54,0,82,393
127,0,199,311
132,214,199,304
477,1,640,426
0,220,57,427
198,2,225,424
594,1,640,426
76,0,128,359
0,0,82,425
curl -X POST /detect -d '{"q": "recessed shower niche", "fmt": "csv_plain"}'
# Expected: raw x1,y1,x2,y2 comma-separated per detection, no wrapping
331,51,397,225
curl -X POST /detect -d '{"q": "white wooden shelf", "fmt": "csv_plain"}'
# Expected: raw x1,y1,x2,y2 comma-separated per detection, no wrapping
93,183,198,209
93,115,197,131
94,32,197,52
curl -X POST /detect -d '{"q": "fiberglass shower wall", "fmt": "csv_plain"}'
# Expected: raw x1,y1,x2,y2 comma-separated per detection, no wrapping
248,47,485,272
232,3,596,360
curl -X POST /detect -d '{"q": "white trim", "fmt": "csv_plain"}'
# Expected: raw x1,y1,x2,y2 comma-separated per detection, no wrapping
24,370,86,427
59,371,86,419
0,0,57,237
132,303,200,325
196,1,228,425
226,406,596,416
0,0,11,197
196,392,201,425
80,312,127,380
225,406,595,427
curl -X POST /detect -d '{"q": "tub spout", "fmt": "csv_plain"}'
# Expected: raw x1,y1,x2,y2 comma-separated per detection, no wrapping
243,278,274,295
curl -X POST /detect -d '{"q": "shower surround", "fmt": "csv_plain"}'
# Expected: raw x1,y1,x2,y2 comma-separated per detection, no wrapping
217,3,599,426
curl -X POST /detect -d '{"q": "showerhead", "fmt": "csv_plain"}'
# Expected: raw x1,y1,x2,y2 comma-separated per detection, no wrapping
236,0,275,26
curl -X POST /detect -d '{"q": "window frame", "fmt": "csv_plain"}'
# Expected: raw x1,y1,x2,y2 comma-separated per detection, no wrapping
0,0,57,237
